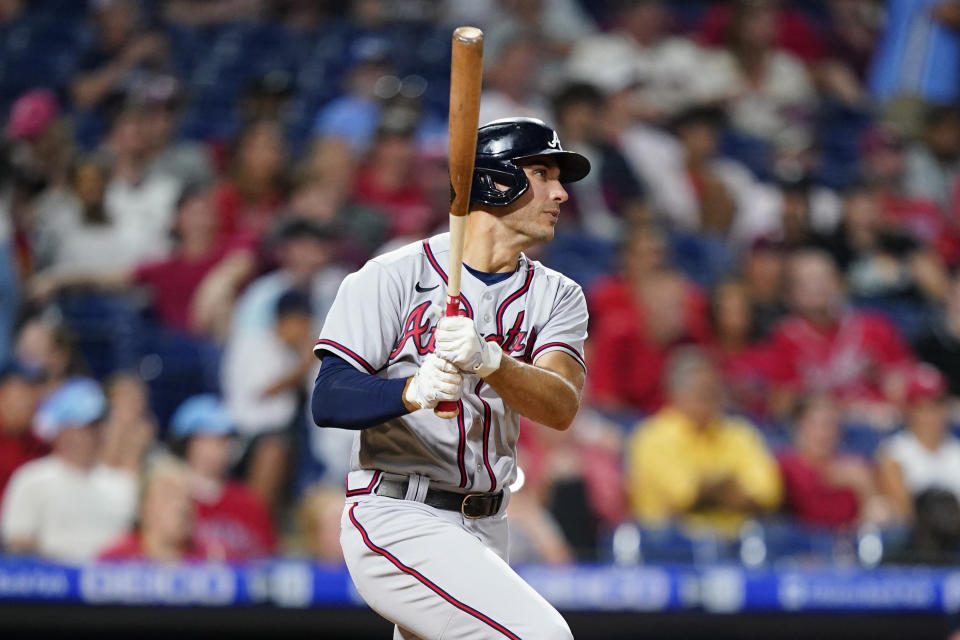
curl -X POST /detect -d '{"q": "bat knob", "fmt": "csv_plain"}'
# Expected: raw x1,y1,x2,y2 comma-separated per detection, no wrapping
454,26,483,44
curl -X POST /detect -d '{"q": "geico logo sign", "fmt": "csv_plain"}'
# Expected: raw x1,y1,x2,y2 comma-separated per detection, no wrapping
80,565,236,605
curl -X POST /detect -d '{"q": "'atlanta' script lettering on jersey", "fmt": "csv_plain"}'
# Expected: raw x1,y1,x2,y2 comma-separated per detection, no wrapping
387,301,530,361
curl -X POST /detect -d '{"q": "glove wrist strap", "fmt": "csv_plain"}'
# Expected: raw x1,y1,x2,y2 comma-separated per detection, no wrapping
476,341,502,378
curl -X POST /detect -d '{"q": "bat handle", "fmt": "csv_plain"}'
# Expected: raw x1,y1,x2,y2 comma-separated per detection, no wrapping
434,295,461,419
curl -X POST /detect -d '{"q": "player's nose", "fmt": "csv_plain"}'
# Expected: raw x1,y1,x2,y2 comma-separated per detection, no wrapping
550,180,568,204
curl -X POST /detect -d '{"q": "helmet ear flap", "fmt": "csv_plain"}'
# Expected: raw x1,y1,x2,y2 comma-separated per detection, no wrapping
470,163,530,207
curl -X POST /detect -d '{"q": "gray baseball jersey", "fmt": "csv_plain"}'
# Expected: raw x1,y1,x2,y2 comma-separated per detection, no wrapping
314,232,588,495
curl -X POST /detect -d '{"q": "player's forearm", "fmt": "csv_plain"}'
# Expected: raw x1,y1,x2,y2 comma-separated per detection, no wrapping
482,356,580,431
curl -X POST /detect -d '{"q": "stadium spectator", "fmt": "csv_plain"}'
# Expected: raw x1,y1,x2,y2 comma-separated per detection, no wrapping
741,237,788,339
696,0,827,64
99,455,214,561
551,82,644,241
0,361,47,504
4,88,73,191
310,41,394,158
100,371,157,467
0,378,144,561
813,183,951,306
904,104,960,213
626,347,782,535
515,411,627,561
223,290,316,512
859,126,960,267
351,126,434,240
213,119,288,244
290,483,346,564
482,0,595,91
877,364,960,522
134,76,215,191
30,154,125,278
102,105,180,264
477,38,551,125
914,271,960,397
706,278,775,417
587,225,709,413
768,249,915,422
29,184,256,341
169,394,276,559
71,0,173,142
13,316,87,392
778,393,891,529
229,217,347,336
287,171,388,267
566,0,711,123
700,0,817,153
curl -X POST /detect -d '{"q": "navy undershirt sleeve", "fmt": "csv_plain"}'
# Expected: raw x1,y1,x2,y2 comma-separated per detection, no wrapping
312,354,410,430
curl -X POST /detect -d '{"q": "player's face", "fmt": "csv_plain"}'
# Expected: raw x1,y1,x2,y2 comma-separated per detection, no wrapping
501,161,568,245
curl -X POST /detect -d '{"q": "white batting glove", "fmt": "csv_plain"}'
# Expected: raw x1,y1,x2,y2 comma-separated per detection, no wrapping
435,316,502,378
404,354,464,410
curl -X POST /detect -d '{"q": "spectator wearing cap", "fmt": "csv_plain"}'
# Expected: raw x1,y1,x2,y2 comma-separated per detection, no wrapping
778,393,892,530
0,361,48,504
224,289,318,511
99,455,212,562
626,347,782,536
229,217,347,336
860,126,960,268
0,378,143,561
878,364,960,522
915,271,960,398
28,184,255,342
4,88,73,189
168,395,276,560
767,249,916,423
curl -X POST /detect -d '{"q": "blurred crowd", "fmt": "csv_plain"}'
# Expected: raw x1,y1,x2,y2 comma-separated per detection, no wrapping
2,0,960,567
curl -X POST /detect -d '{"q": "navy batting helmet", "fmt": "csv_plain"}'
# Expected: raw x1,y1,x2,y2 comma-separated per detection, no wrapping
471,118,590,207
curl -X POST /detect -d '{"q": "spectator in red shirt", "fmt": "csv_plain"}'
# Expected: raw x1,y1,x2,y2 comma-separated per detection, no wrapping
100,455,213,562
351,126,434,240
169,394,277,560
587,225,709,413
860,126,960,268
707,278,776,418
778,393,890,529
213,119,288,243
768,249,915,423
0,361,48,504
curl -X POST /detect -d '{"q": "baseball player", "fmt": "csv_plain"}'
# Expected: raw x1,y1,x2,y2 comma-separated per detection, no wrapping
312,118,589,640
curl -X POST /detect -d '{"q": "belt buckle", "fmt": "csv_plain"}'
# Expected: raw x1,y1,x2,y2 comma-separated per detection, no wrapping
461,493,486,519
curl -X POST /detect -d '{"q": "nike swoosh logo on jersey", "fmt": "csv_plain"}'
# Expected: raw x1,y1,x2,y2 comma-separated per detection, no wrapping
415,282,439,293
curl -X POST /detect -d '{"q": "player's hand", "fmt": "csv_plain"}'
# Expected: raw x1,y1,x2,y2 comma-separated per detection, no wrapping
404,354,463,411
435,316,502,378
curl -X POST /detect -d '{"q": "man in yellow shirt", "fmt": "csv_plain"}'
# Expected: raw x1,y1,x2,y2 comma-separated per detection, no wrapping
627,347,782,535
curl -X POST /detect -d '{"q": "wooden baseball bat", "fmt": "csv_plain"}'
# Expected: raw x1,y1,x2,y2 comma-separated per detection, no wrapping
435,26,484,419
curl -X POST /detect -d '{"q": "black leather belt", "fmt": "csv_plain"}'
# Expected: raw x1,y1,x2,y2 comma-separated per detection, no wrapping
375,478,503,519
